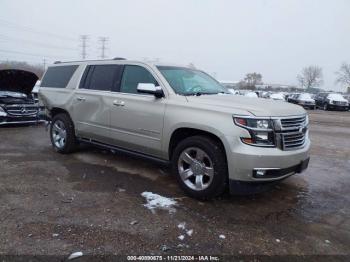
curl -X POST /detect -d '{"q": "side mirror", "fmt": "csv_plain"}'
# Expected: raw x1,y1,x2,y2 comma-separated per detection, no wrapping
137,83,164,98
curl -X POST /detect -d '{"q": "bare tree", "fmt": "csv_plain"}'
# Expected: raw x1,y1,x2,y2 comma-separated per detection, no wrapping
335,62,350,90
297,65,323,90
243,72,262,87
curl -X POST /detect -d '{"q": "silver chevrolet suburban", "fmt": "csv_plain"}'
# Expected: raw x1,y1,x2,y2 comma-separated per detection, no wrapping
39,59,310,199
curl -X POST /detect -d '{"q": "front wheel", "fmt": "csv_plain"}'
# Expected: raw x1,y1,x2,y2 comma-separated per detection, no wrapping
171,136,228,200
50,113,77,154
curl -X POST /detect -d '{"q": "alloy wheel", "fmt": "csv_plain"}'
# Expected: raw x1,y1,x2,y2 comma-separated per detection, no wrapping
177,147,214,191
51,120,67,149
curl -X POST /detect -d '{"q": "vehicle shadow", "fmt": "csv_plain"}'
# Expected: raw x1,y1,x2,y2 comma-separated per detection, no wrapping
72,143,309,226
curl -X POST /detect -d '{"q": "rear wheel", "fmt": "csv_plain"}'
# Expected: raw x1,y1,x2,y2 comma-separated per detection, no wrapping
50,113,77,154
171,136,228,200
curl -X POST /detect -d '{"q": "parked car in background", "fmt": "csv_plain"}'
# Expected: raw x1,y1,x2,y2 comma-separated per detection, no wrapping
315,92,349,111
39,59,310,199
227,88,238,95
0,69,44,125
343,94,350,103
290,93,316,110
269,93,285,101
286,93,300,103
244,91,258,98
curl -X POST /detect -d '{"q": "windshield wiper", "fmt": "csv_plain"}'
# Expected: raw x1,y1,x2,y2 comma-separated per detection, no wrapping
185,92,221,96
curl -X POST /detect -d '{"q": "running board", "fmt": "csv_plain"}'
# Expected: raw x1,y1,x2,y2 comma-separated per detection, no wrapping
77,138,170,166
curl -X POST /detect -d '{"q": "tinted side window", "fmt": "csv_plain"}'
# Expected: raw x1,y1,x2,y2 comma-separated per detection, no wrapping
41,65,78,88
82,65,123,91
120,65,158,94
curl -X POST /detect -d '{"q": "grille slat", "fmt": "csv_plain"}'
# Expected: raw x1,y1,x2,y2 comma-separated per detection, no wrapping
284,137,304,143
279,115,307,150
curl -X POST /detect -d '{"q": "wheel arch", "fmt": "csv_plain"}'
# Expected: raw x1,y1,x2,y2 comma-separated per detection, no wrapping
50,107,71,119
168,127,228,163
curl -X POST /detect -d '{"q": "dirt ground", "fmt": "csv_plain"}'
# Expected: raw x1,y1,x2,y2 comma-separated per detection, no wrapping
0,110,349,260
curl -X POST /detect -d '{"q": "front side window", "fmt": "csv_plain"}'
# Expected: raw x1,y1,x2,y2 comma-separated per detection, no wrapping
120,65,158,94
82,65,123,91
41,65,78,88
157,66,228,96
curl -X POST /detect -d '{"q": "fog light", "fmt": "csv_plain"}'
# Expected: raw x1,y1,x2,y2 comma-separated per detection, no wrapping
255,170,266,176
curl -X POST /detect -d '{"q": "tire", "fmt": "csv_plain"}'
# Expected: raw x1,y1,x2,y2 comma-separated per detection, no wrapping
171,135,228,200
323,103,328,111
50,113,77,154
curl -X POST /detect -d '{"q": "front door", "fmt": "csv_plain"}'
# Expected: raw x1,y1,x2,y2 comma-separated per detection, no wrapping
107,65,166,158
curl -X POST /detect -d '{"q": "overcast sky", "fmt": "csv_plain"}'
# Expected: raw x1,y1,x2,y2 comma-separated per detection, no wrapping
0,0,349,91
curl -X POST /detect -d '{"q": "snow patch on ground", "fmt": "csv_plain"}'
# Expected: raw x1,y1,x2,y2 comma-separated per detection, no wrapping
68,251,83,260
178,235,185,241
186,229,193,236
177,222,186,230
141,192,177,213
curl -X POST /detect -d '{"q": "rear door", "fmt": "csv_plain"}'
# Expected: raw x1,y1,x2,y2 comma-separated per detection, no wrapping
105,64,166,158
72,64,123,143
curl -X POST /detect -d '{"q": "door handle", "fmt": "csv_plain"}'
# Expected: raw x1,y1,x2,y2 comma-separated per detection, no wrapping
76,97,86,101
113,100,125,106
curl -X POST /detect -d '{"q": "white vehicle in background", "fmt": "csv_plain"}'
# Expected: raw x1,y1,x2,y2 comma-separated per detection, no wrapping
269,93,285,101
227,89,239,95
290,93,316,110
244,91,258,98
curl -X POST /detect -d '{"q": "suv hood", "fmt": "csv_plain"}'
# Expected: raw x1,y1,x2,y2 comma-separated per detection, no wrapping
186,94,306,117
0,69,39,95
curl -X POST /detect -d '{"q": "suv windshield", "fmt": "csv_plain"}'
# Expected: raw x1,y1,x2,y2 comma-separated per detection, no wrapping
157,66,229,96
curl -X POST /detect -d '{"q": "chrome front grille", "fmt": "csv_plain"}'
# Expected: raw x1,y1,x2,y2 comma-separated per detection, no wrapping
280,116,306,129
334,101,347,106
275,115,308,150
5,105,38,116
281,131,306,150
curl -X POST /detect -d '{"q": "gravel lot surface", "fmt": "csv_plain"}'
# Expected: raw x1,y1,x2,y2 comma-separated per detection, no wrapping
0,110,349,260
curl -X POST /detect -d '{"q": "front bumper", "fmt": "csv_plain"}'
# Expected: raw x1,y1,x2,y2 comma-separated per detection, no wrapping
0,115,45,125
229,157,310,195
327,104,349,111
0,107,46,125
299,103,315,109
224,134,311,184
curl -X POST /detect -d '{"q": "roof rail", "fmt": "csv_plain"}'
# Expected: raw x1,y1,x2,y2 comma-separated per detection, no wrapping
52,58,127,64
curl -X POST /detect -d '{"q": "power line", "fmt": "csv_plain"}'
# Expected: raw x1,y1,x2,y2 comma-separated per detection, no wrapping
98,37,109,59
0,18,77,42
80,35,89,60
0,34,78,51
0,49,73,59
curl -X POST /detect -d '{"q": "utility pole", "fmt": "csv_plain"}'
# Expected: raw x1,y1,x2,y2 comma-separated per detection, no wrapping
98,37,108,59
80,35,89,59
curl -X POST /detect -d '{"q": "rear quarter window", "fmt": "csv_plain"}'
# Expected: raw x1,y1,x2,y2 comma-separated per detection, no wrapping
41,65,78,88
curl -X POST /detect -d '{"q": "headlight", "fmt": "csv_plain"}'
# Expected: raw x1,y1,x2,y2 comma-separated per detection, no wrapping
0,106,7,117
233,116,275,147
